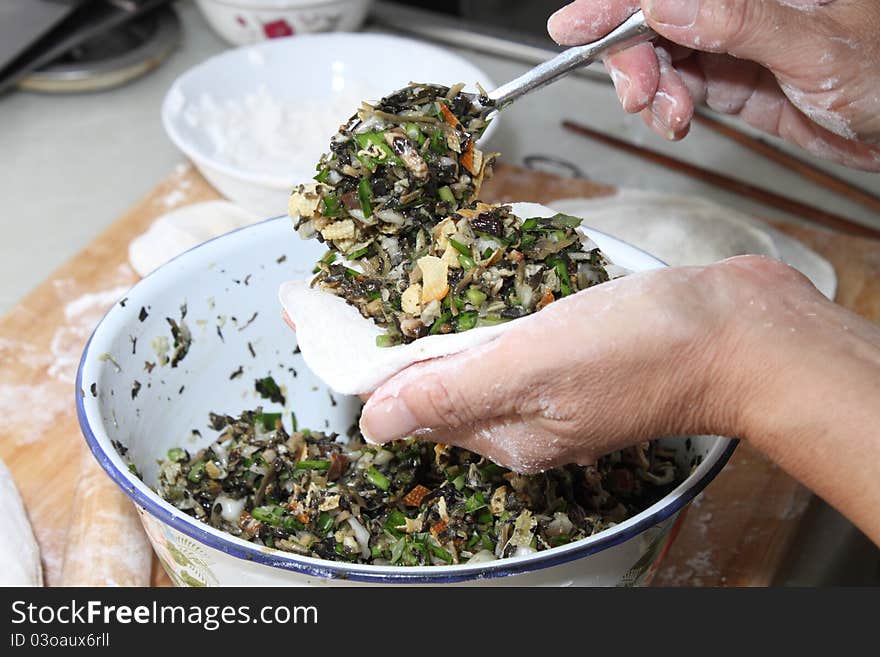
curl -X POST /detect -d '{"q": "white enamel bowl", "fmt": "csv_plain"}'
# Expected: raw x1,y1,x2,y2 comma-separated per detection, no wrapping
77,205,735,586
162,33,498,218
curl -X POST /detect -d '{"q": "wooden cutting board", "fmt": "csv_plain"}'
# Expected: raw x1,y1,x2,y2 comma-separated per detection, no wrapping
2,162,878,587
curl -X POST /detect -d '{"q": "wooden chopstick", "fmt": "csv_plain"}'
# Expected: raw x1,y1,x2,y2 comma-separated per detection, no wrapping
692,112,880,216
562,120,880,241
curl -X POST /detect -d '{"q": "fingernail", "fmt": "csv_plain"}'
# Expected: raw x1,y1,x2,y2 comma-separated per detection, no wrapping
546,4,578,45
644,0,699,27
606,63,631,104
359,395,418,444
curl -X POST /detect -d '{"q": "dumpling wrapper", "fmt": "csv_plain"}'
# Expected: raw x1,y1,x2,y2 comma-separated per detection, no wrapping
0,457,42,586
129,201,260,277
279,202,655,395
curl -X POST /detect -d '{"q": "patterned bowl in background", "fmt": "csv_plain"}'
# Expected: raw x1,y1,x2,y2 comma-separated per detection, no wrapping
196,0,373,45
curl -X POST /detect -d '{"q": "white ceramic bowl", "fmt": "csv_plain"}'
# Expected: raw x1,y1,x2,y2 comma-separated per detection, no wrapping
162,34,498,218
196,0,373,46
77,209,736,586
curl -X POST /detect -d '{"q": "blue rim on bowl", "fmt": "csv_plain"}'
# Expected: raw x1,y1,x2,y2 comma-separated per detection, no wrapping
76,216,737,584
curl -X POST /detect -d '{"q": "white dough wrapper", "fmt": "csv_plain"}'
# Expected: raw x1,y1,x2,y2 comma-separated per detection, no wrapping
551,190,836,299
129,200,260,277
0,457,42,586
280,202,654,395
280,279,519,395
59,453,152,587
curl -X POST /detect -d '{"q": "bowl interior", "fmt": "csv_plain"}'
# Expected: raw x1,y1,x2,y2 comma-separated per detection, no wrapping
79,216,730,578
163,33,499,189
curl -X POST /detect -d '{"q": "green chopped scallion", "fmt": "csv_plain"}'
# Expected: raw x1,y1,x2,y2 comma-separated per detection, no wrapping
405,123,426,145
357,178,373,218
448,238,471,256
454,311,478,332
385,510,407,538
317,512,334,535
347,245,370,260
167,447,187,462
430,128,446,153
354,131,401,165
251,505,285,526
552,258,573,296
282,515,305,532
429,311,452,335
464,492,487,514
366,467,390,491
295,460,331,471
438,186,456,205
430,544,454,564
466,287,487,307
187,461,206,483
321,192,343,217
375,334,397,348
551,213,584,229
256,412,282,431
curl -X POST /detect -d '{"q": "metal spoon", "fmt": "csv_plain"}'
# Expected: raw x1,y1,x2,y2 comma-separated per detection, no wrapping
486,10,655,112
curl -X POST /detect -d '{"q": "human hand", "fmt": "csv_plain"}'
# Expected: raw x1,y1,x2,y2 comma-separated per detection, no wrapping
547,0,880,171
359,256,830,473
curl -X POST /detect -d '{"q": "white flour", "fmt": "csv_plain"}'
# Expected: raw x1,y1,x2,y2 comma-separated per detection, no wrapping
182,84,379,181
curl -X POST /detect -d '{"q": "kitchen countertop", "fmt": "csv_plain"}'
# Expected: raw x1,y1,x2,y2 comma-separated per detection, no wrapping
1,0,878,315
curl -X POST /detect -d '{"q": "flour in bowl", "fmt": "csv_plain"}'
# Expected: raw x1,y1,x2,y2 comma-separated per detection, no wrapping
182,84,380,181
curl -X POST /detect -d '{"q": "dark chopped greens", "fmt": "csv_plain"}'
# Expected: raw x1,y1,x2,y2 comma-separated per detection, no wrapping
289,82,496,262
312,203,616,345
255,375,285,405
288,83,624,346
157,409,681,566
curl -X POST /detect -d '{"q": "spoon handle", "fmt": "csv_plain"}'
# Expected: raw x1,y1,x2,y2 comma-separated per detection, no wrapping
487,10,655,110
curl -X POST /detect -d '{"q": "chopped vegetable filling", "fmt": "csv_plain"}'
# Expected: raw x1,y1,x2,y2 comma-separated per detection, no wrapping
288,83,624,346
312,203,615,345
156,409,681,566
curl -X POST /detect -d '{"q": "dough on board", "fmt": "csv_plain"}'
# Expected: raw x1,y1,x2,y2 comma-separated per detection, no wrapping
59,453,152,587
550,190,836,299
129,201,260,278
0,457,42,586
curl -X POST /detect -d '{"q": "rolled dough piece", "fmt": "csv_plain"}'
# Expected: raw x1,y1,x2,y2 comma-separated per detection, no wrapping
280,279,517,396
280,202,640,395
59,452,152,587
0,457,43,586
129,200,260,277
551,191,779,266
551,190,836,299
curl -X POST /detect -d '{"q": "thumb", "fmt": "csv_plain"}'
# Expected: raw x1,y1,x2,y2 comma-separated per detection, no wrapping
359,339,522,444
643,0,817,67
